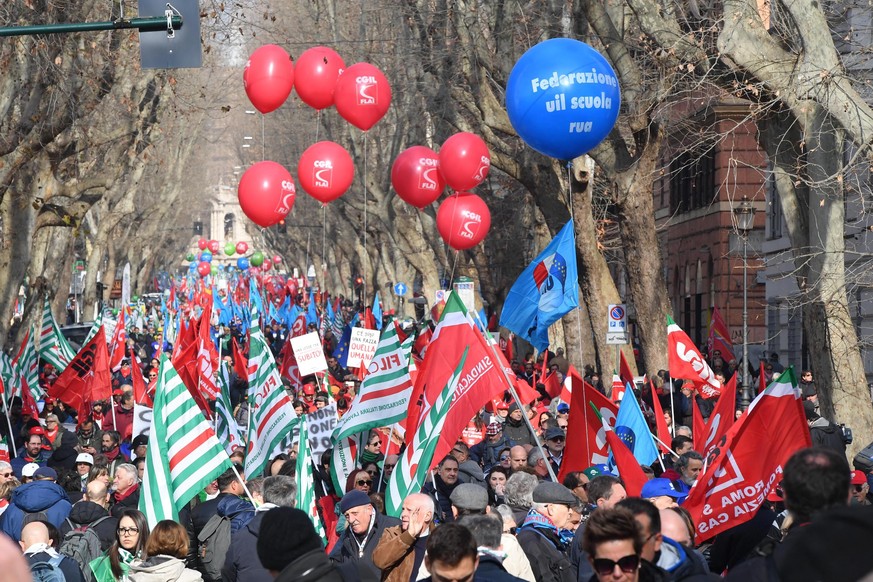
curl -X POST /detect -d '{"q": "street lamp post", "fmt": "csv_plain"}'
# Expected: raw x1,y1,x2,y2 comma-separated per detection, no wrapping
734,197,756,409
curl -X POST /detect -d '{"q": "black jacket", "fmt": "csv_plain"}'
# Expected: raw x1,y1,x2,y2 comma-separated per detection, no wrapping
59,501,118,552
517,526,575,582
328,511,401,582
474,555,527,581
808,418,846,455
276,549,347,582
421,475,459,524
26,551,86,582
187,492,233,569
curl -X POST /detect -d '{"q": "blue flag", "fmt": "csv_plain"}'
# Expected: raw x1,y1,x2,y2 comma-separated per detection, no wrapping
499,220,578,351
608,388,658,470
306,292,319,327
332,313,359,369
372,292,383,331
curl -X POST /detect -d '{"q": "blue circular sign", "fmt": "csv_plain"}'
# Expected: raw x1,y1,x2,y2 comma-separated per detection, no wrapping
610,306,624,320
506,38,621,160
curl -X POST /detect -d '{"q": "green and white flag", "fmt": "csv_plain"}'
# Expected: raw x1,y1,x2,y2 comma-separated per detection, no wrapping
140,355,232,528
38,297,76,372
15,329,44,402
215,362,243,454
332,322,414,444
245,320,300,479
295,417,327,543
385,347,469,517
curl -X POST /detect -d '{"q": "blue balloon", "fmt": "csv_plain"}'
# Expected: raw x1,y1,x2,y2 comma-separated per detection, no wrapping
201,251,213,263
188,262,197,272
505,38,621,160
237,257,250,270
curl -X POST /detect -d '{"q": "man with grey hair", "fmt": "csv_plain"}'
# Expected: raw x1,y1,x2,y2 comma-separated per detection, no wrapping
0,461,13,483
372,492,435,582
109,463,139,518
505,471,538,527
222,475,297,582
459,514,527,581
517,482,579,582
526,447,551,481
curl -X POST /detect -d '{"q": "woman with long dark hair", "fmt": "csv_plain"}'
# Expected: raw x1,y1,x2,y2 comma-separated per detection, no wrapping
90,508,150,582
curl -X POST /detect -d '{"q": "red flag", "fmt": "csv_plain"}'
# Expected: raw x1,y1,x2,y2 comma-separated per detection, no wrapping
49,327,112,421
278,338,302,391
514,378,541,407
649,381,672,454
108,309,127,372
691,395,705,452
20,379,40,419
701,375,737,457
558,377,618,482
196,305,219,401
619,350,635,390
499,333,514,363
413,326,432,361
130,348,153,407
362,307,376,331
560,365,585,403
667,316,721,399
170,338,212,419
232,337,248,381
542,372,562,400
602,413,649,497
611,373,626,403
707,306,735,360
758,361,767,395
406,293,509,467
683,370,811,542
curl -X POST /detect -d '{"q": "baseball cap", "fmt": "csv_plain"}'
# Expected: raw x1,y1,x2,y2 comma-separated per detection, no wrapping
851,470,868,486
34,467,58,481
556,403,570,414
486,422,502,437
21,463,40,478
29,426,46,437
496,400,509,411
582,464,613,480
76,453,94,465
641,478,685,500
544,427,566,441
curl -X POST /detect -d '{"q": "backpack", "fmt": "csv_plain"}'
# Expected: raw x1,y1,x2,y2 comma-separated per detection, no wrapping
197,514,232,581
59,517,109,582
30,554,67,582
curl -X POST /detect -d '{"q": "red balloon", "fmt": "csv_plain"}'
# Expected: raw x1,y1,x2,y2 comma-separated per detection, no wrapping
197,238,207,250
238,161,296,228
197,261,211,277
438,132,491,191
294,46,345,110
391,146,445,208
297,141,355,204
334,63,392,131
208,240,220,253
262,258,273,271
436,192,491,250
273,255,283,264
244,45,295,114
236,242,249,255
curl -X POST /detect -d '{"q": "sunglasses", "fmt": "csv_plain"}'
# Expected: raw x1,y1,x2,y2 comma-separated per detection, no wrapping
356,479,372,486
592,555,640,576
369,441,381,447
550,437,566,443
855,484,867,492
149,374,157,378
500,455,510,461
0,472,12,478
118,527,139,536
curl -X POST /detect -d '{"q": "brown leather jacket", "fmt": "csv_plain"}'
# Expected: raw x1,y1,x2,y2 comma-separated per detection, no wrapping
371,524,432,582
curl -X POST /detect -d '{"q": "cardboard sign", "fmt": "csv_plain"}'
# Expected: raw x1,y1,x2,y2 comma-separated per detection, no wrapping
290,332,328,376
133,404,153,439
347,328,380,370
306,403,338,465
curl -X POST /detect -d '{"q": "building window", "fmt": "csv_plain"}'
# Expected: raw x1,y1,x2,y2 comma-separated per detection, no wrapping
193,221,203,235
767,169,783,240
224,213,235,239
670,148,716,214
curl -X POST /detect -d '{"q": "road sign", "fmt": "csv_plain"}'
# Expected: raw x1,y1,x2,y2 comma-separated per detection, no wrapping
393,282,407,296
607,303,628,345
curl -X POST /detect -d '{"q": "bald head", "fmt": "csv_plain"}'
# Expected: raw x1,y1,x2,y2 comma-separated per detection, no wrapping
509,446,528,471
660,508,692,546
401,493,435,531
19,521,51,550
85,480,110,508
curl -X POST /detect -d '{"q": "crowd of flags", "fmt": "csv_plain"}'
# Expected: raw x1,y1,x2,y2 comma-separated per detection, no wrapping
0,221,816,543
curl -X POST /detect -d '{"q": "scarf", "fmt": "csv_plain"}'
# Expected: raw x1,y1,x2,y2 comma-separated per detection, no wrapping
103,447,121,461
114,482,139,503
518,509,574,550
360,448,381,464
23,543,60,558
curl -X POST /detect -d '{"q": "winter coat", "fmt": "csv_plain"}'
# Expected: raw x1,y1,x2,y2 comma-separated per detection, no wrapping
470,435,514,470
186,491,233,568
216,494,256,533
221,509,273,582
49,430,81,471
809,418,846,455
129,555,203,582
517,525,575,582
110,483,141,518
371,524,432,582
655,537,717,580
276,549,346,582
475,555,528,582
59,500,119,551
0,480,72,542
26,550,86,582
503,417,535,447
421,475,459,524
457,460,486,486
328,510,401,582
10,448,51,479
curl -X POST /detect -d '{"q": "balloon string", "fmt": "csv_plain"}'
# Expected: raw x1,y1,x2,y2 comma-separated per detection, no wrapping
363,131,368,308
261,113,265,161
315,110,321,142
322,204,326,276
449,249,459,288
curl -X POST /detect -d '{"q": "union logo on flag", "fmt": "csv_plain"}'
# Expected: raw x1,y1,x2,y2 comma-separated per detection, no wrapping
533,252,569,311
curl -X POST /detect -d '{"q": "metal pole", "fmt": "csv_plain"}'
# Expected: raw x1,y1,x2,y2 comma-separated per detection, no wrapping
742,235,750,409
0,16,182,37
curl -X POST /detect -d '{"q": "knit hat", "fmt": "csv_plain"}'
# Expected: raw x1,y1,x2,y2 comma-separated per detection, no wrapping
803,400,819,420
339,489,372,513
486,422,502,437
256,507,323,572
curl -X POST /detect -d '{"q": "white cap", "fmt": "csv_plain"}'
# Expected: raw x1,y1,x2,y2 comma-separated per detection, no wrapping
22,463,40,478
75,453,94,465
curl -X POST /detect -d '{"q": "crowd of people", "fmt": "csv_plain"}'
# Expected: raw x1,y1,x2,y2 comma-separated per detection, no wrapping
0,296,870,581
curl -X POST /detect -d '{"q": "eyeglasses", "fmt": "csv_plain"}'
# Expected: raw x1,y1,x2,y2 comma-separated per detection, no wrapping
356,479,372,486
149,374,157,378
0,472,12,478
592,555,640,576
855,484,867,492
118,527,139,536
500,455,510,461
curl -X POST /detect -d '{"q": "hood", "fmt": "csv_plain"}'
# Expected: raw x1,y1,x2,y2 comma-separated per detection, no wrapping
655,536,687,573
811,417,836,431
12,481,70,513
217,494,255,519
129,555,191,580
68,500,110,525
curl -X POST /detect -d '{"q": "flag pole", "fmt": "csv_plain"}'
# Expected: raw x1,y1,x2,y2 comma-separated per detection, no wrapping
2,397,16,459
229,461,257,507
650,433,679,458
471,311,558,483
377,424,395,491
